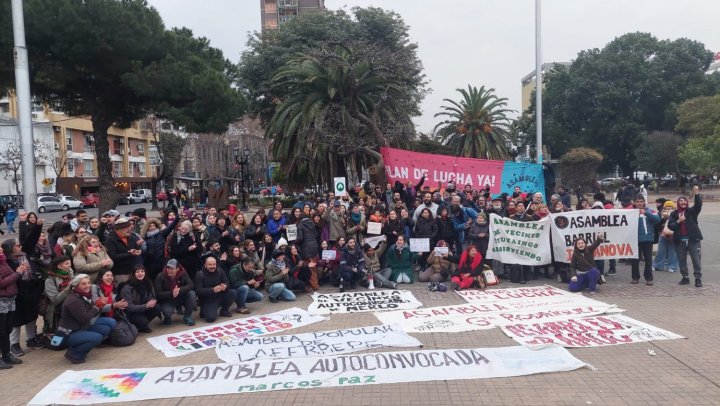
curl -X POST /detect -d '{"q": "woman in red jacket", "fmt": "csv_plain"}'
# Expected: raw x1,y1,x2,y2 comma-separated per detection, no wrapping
0,250,27,368
451,245,485,290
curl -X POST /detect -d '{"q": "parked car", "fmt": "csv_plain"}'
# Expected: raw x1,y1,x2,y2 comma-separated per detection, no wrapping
37,196,63,213
80,193,100,208
118,193,144,205
598,177,622,188
132,189,152,202
58,195,84,211
156,189,176,201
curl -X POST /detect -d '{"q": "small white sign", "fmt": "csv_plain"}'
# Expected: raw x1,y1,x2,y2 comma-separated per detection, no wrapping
409,238,430,252
434,246,449,255
334,177,347,196
321,250,336,260
286,224,298,241
367,221,382,235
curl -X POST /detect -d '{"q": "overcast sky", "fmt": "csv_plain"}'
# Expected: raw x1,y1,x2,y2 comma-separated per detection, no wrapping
148,0,720,134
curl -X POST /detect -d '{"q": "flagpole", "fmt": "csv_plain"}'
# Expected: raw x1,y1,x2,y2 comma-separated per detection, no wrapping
535,0,543,164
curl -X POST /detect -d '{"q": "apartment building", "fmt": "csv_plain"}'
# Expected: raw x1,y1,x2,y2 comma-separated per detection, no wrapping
261,0,325,31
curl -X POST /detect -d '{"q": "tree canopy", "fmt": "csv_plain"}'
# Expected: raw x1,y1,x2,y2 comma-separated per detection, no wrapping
521,32,719,175
238,7,427,187
0,0,244,213
675,94,720,138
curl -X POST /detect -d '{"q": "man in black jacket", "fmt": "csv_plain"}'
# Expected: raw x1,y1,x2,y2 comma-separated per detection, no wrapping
155,259,196,326
105,218,143,283
195,256,236,322
668,185,703,287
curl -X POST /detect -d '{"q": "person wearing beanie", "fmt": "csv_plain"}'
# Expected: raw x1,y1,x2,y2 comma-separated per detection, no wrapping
58,273,116,364
652,201,679,273
667,185,704,287
154,259,196,326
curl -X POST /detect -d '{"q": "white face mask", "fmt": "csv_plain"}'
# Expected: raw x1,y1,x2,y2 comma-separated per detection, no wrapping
493,204,502,210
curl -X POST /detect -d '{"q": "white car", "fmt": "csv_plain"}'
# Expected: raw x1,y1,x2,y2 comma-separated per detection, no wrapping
58,195,84,211
119,193,145,205
37,196,63,213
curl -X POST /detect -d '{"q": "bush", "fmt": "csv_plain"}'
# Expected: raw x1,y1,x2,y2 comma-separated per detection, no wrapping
560,147,603,192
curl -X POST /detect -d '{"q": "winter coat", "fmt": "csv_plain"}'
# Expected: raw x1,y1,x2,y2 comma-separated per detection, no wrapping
169,232,202,279
364,242,387,274
435,215,456,242
154,267,194,304
194,267,229,302
0,259,19,298
141,220,175,275
245,223,267,245
340,245,366,274
295,217,319,259
105,231,142,276
264,261,289,288
45,272,74,329
384,244,416,282
345,214,367,243
636,208,661,243
668,194,703,242
267,217,287,242
384,219,405,247
120,282,157,313
450,206,478,244
322,209,347,242
59,291,99,332
413,215,438,242
73,250,113,281
426,251,455,277
466,222,490,254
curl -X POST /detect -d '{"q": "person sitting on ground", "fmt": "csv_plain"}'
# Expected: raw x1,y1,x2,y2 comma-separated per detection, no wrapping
286,244,313,293
420,240,456,283
450,245,485,290
195,256,236,322
363,240,396,289
91,270,128,319
264,250,296,303
59,274,116,364
384,235,416,284
154,259,196,326
121,265,160,333
44,256,75,334
338,238,365,292
569,233,604,294
228,257,265,314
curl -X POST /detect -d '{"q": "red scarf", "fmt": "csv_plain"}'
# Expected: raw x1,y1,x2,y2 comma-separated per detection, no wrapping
459,247,483,272
678,208,688,237
98,281,115,317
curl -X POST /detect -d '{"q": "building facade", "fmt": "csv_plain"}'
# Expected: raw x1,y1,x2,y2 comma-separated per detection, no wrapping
520,62,571,113
260,0,325,31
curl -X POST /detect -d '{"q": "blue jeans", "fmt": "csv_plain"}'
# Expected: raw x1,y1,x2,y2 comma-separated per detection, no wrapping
66,317,116,360
234,285,264,308
6,219,15,233
268,283,295,301
653,237,679,271
568,268,600,292
675,239,702,279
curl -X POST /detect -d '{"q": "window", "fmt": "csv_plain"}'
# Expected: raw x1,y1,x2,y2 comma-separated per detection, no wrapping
65,129,73,150
83,134,93,152
84,160,94,176
67,158,74,174
137,143,145,156
113,138,124,155
137,162,146,177
113,161,123,177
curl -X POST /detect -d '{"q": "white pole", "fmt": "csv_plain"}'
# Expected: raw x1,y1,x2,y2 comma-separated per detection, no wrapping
11,0,38,213
535,0,543,164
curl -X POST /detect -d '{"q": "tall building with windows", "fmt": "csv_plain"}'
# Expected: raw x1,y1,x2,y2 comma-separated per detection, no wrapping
260,0,325,31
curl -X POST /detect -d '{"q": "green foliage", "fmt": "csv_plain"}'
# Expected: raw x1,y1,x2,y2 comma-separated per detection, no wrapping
679,127,720,175
238,7,426,188
408,133,454,155
675,94,720,138
520,32,719,175
636,131,684,176
434,85,512,160
559,147,603,191
0,0,243,214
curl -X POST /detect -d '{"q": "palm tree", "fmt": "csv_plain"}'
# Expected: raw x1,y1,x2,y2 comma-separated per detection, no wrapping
266,46,410,186
434,85,514,160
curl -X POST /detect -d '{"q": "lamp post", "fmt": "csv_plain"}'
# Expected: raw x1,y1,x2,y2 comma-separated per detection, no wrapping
233,146,250,211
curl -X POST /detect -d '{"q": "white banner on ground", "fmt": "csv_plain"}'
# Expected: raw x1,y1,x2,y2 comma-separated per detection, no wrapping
147,307,326,358
307,290,422,315
550,209,639,262
487,214,552,265
456,285,594,306
375,299,621,333
30,346,587,405
501,314,685,349
334,177,347,196
215,324,422,363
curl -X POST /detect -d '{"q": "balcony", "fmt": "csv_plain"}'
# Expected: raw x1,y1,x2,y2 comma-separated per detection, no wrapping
278,0,298,9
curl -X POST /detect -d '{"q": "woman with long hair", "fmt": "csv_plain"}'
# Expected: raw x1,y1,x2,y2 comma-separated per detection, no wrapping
44,256,75,333
231,213,247,246
73,235,113,282
384,235,416,284
384,210,404,247
120,265,160,333
245,214,267,246
259,233,276,267
91,269,128,319
451,245,485,290
0,244,26,368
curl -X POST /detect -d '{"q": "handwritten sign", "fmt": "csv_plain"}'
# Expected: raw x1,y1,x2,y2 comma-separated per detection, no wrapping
367,221,382,235
286,224,298,241
308,290,422,315
434,246,449,255
321,250,336,260
409,238,430,252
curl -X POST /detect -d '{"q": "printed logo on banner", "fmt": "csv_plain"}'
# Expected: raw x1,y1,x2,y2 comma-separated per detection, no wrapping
64,372,146,400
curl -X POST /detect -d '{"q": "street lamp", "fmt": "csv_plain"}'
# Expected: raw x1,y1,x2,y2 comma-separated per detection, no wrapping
233,146,250,211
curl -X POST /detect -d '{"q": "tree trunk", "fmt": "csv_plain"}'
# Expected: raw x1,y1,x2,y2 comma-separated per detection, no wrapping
363,147,386,186
150,177,160,211
91,115,121,216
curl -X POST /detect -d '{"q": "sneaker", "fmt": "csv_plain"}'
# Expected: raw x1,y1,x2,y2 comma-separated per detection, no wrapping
269,296,279,303
339,284,345,293
427,282,438,292
695,279,703,288
64,351,85,364
219,310,232,318
679,277,690,285
0,359,12,369
2,353,22,365
390,282,398,290
646,281,654,286
9,344,24,357
182,317,195,326
26,337,45,349
606,269,617,275
162,317,172,326
631,279,639,284
588,290,597,295
450,282,460,291
668,269,677,273
236,308,250,314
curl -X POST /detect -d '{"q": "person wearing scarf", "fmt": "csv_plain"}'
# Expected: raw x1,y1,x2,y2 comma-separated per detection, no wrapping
264,250,296,303
44,256,75,333
420,240,456,283
120,265,160,333
451,245,485,290
154,259,196,326
668,185,704,287
59,273,116,364
384,235,416,284
346,205,366,244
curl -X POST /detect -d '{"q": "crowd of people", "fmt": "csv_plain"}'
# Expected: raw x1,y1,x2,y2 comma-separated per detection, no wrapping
0,178,704,368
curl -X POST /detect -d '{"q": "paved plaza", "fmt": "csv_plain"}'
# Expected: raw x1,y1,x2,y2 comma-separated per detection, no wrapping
1,199,719,406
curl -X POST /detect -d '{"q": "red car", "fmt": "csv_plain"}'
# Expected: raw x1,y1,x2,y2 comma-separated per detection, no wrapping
156,190,177,201
80,193,100,208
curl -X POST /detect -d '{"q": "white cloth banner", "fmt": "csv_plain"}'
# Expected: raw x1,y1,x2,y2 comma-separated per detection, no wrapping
334,177,347,196
550,209,639,262
487,214,552,265
30,346,587,405
456,285,601,306
307,290,423,315
215,324,422,363
376,291,622,333
147,307,326,358
501,314,685,349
